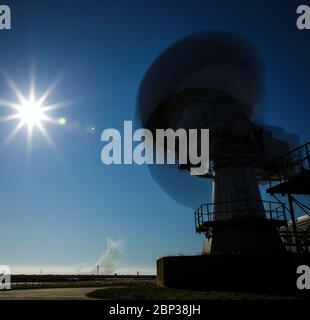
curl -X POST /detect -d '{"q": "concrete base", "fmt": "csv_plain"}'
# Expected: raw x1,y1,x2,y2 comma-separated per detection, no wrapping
210,220,286,254
157,253,309,293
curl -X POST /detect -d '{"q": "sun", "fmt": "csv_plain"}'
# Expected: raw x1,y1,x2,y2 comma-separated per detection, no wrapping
18,97,45,128
0,75,68,146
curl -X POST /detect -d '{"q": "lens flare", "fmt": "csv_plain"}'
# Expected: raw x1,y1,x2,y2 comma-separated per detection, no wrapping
58,117,67,125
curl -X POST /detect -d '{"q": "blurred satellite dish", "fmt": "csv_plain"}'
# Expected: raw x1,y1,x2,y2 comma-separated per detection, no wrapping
137,31,293,254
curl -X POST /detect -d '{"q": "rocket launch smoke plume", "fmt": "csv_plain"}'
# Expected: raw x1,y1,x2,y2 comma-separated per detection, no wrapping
94,238,123,275
76,238,123,275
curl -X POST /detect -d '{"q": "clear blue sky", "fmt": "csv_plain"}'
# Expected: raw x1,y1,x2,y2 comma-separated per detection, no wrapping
0,0,309,274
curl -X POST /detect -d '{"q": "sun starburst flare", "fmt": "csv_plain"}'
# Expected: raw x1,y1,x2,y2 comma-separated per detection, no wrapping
0,76,68,147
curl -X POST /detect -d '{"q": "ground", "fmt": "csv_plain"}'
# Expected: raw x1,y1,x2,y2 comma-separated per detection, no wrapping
0,279,303,300
0,287,97,300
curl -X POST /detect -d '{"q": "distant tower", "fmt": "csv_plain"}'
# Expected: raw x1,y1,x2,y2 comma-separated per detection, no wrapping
96,265,99,276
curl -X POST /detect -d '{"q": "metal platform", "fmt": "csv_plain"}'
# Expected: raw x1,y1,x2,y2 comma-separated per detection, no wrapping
194,199,287,236
265,142,310,195
267,171,310,195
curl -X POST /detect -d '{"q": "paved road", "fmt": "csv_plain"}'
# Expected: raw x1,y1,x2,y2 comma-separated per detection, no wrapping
0,287,100,300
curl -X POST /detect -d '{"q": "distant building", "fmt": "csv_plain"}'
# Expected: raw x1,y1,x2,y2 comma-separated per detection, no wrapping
280,215,310,252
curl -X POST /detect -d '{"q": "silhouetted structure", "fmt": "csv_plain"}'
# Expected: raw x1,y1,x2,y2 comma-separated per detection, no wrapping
137,32,310,292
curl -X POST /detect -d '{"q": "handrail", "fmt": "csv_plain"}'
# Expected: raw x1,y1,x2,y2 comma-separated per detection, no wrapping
262,142,310,168
273,141,310,162
261,142,310,188
194,199,287,231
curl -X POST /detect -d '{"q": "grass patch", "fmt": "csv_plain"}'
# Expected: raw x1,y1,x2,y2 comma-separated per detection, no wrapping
87,282,298,300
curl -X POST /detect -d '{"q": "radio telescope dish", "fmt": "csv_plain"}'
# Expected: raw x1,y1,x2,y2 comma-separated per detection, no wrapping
137,31,292,254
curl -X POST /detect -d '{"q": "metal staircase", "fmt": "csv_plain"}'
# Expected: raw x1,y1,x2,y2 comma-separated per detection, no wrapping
264,142,310,253
193,141,310,253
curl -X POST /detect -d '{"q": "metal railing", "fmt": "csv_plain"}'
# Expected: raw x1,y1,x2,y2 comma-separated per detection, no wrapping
194,199,287,233
264,142,310,189
278,228,310,252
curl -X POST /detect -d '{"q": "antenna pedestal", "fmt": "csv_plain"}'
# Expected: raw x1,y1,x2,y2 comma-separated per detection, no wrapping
201,164,286,254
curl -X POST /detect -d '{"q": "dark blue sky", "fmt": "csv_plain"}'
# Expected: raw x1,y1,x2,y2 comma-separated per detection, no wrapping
0,0,309,274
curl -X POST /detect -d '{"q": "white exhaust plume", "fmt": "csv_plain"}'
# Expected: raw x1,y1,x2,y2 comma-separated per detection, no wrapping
76,238,123,275
94,238,123,275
